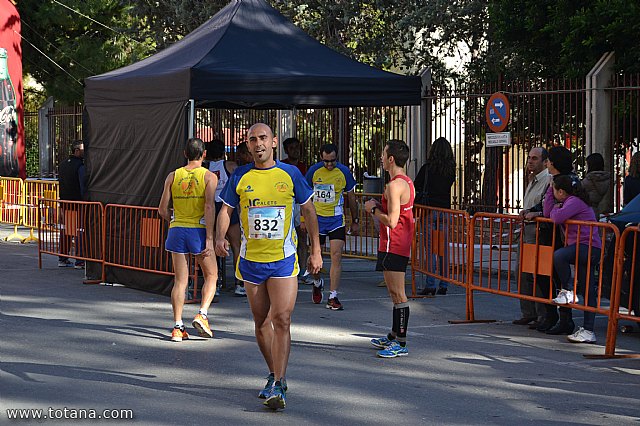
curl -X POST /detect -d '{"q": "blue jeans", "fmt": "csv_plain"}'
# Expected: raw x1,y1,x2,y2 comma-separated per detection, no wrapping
425,211,449,289
553,243,601,331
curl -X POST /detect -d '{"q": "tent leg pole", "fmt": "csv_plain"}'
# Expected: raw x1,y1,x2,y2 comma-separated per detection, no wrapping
188,99,195,138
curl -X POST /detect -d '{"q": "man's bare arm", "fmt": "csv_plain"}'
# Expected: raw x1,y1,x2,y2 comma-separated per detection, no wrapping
300,200,322,274
158,173,174,222
215,204,234,257
201,171,218,257
373,180,403,229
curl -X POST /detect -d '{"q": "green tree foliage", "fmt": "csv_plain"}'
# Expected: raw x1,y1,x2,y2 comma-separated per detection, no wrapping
17,0,640,105
19,0,155,104
489,0,640,79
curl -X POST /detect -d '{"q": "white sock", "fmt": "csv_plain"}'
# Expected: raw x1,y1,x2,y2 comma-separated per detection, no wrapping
329,290,338,299
175,320,184,329
198,309,207,317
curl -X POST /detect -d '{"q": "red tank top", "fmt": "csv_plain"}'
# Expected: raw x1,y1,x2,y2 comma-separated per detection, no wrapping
378,174,415,257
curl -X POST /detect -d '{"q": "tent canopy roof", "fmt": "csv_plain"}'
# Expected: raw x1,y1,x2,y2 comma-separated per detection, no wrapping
85,0,421,108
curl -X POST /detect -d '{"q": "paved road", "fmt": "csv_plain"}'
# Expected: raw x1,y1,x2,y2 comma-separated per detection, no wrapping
1,226,640,425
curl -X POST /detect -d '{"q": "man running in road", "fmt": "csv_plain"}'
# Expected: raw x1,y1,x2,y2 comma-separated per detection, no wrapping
215,123,322,410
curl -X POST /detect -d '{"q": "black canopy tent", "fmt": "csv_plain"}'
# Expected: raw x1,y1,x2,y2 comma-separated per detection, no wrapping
83,0,421,293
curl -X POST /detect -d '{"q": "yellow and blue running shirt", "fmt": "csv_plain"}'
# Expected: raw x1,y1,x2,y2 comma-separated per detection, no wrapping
170,166,207,229
305,161,356,220
220,161,313,263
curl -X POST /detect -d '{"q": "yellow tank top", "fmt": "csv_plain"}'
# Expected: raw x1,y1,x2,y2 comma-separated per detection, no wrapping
170,167,207,228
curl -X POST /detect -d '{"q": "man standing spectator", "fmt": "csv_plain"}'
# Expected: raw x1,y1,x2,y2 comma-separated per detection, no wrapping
235,141,253,166
57,140,86,269
514,147,550,327
305,144,359,310
158,138,218,342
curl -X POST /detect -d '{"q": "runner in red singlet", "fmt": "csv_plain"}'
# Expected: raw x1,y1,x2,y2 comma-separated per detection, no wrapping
364,139,414,358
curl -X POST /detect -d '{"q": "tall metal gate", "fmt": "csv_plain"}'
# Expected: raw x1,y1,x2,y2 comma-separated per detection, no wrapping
610,73,640,210
425,78,587,213
193,106,410,190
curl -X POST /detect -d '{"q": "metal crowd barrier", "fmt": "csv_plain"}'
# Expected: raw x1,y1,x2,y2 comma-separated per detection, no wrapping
0,177,25,241
342,192,382,260
411,205,471,298
103,204,201,303
465,214,619,326
22,179,59,243
38,199,105,284
601,225,640,358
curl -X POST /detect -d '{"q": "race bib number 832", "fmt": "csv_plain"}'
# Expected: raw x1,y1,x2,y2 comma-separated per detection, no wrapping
248,206,285,239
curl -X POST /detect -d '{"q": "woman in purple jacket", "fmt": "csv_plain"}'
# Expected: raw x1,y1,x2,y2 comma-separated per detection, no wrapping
545,174,602,343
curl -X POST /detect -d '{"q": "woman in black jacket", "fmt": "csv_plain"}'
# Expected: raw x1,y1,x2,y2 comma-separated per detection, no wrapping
415,137,456,295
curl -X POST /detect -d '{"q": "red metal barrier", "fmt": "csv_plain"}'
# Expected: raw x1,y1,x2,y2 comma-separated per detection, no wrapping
103,204,202,303
599,225,640,358
466,214,619,332
38,199,105,283
411,205,471,299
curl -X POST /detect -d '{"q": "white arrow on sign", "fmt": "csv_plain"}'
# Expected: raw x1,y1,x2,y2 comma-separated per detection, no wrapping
491,117,501,124
494,101,504,109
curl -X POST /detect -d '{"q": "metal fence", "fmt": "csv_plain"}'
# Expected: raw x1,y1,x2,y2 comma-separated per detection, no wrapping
23,105,83,178
193,106,410,190
426,78,587,213
610,73,640,210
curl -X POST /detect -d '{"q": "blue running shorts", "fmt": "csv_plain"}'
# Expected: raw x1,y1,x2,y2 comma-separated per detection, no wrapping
165,227,207,255
318,215,344,235
236,253,299,285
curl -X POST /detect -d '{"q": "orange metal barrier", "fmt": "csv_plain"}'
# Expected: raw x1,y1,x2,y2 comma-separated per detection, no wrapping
341,192,382,260
38,199,105,283
466,213,620,331
22,179,59,243
601,225,640,358
103,204,201,303
411,205,471,298
0,177,25,241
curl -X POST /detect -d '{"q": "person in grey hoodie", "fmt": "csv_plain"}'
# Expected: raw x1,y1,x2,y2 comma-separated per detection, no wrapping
581,153,611,217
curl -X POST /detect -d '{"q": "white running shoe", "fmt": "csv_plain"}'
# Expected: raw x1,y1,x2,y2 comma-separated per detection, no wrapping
234,284,247,297
553,289,578,304
566,327,596,344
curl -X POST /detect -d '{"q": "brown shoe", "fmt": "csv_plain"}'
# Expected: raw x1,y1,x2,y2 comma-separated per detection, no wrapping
512,317,537,325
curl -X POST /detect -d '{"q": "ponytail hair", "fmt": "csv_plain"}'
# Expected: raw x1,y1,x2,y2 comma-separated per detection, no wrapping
553,174,590,205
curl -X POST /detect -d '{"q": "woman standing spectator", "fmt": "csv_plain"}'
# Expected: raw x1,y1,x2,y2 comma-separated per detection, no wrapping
581,153,610,217
624,152,640,206
546,175,602,343
414,137,456,295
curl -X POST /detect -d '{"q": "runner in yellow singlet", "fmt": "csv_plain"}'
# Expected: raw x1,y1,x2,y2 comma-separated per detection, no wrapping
215,124,322,411
159,138,218,342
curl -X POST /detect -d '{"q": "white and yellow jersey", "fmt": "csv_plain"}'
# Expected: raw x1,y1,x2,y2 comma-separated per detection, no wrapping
220,161,313,263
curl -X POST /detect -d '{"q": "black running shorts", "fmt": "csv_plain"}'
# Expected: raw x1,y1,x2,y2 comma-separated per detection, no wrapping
376,251,409,272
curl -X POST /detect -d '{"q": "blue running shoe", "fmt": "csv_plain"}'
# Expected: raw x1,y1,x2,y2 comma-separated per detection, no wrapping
264,383,286,410
370,336,396,349
258,373,275,399
377,342,408,358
